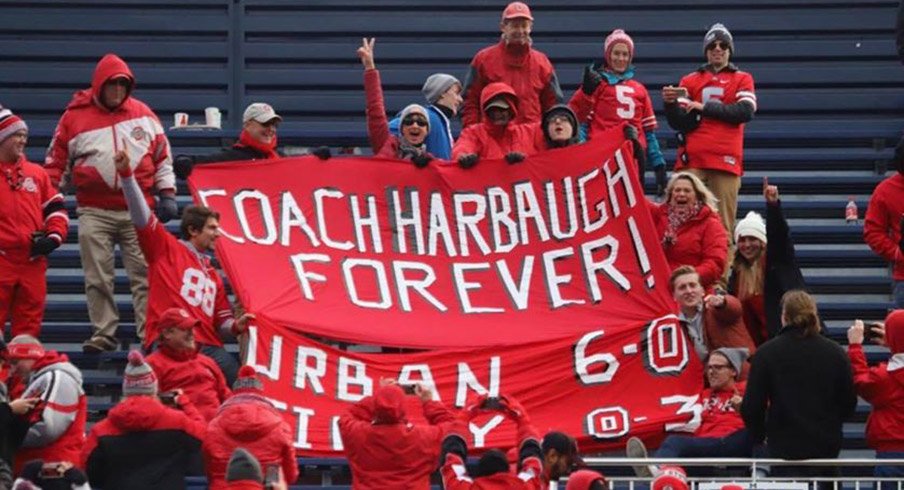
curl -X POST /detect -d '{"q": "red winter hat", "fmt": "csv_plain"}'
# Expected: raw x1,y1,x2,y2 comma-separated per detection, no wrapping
7,335,44,361
502,1,533,21
652,466,688,490
604,29,634,66
157,307,200,331
123,350,158,396
566,469,607,490
233,365,263,394
0,107,28,144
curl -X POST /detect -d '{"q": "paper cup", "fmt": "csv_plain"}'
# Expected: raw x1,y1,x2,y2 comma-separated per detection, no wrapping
174,112,189,128
204,107,222,129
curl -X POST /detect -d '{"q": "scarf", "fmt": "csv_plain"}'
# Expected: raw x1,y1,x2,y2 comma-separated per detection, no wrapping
235,130,279,159
1,156,24,191
663,202,702,246
397,139,427,160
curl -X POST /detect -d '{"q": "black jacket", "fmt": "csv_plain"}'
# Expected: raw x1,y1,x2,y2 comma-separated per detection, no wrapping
0,386,31,468
728,200,807,339
174,145,275,180
741,326,857,459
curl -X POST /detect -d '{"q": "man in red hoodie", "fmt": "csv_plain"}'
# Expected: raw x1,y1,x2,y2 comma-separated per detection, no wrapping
461,2,562,127
6,335,87,474
44,53,177,353
864,137,904,308
0,107,68,338
848,313,904,488
146,307,232,422
338,379,455,490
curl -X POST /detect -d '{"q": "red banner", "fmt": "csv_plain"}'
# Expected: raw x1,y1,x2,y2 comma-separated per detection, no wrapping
245,315,703,456
189,137,677,349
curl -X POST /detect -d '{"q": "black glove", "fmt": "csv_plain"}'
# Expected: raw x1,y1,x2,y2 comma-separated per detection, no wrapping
458,154,479,169
411,153,432,168
655,166,668,197
155,195,180,223
505,152,526,164
21,460,43,482
623,124,639,142
173,154,195,180
63,467,88,486
30,235,60,258
312,146,332,160
899,215,904,255
581,63,603,96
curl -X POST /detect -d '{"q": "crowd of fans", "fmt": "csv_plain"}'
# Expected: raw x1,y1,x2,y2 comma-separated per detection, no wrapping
0,1,902,488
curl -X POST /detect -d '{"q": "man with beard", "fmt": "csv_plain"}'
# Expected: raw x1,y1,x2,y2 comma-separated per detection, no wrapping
461,2,562,127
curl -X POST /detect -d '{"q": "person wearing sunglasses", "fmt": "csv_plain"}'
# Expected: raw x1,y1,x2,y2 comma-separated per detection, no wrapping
627,347,753,478
662,23,757,242
44,53,177,353
388,73,462,160
358,38,435,167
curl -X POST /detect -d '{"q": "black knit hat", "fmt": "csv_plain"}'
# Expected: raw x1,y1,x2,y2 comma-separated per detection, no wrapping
542,104,581,148
226,448,262,483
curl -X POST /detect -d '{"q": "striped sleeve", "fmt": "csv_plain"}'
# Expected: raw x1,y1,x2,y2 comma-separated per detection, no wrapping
736,73,757,111
38,169,69,242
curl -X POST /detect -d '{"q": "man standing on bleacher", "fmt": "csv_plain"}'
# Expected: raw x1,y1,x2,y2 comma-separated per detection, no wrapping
460,2,562,127
44,53,179,353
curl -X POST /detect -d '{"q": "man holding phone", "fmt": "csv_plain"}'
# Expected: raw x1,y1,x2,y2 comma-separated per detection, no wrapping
663,23,757,237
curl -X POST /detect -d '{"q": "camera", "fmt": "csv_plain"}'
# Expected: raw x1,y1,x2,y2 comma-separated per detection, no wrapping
480,397,503,410
159,391,179,407
400,384,418,395
865,323,882,342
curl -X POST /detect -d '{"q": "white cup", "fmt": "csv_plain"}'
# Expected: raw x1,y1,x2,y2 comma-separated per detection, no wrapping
204,107,222,129
174,112,189,128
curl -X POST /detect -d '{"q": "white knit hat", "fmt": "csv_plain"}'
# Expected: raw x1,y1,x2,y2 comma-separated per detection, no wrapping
734,211,767,244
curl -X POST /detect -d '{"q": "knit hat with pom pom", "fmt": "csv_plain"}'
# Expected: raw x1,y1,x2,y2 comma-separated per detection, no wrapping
123,350,158,396
233,365,263,394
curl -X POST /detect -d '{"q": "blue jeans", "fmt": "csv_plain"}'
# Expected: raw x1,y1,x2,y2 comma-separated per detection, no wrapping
655,429,753,458
893,281,904,309
875,451,904,490
200,344,239,386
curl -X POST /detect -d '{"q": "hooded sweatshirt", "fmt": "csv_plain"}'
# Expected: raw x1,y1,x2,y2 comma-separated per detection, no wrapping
44,53,174,210
338,384,455,490
82,396,207,490
453,82,542,161
203,394,299,490
848,311,904,452
146,345,232,421
864,172,904,281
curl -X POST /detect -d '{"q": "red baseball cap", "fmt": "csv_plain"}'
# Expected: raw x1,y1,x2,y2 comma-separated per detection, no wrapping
157,307,201,331
502,1,533,21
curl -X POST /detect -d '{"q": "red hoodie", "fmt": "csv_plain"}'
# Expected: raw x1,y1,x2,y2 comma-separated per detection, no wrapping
44,53,174,210
453,82,542,161
146,345,232,422
864,173,904,281
848,311,904,452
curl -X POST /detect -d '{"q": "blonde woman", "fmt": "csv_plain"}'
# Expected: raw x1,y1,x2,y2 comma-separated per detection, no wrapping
646,171,727,290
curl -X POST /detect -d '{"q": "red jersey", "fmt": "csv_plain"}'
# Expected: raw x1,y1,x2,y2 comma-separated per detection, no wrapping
675,67,756,176
0,156,68,261
569,78,657,147
137,216,233,349
695,381,746,439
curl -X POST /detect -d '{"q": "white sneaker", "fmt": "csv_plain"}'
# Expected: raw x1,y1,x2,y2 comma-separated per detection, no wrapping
626,436,654,478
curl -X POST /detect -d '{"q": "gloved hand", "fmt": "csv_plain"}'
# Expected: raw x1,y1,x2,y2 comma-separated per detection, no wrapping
505,152,526,164
458,153,479,169
501,395,530,422
581,63,603,96
411,153,432,168
623,124,639,142
30,234,60,258
63,467,88,486
655,166,668,197
21,460,43,482
173,154,195,180
155,195,180,223
312,146,332,160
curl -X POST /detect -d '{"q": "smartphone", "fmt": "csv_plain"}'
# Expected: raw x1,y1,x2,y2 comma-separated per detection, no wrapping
865,323,882,342
400,384,418,395
481,397,503,410
264,464,280,489
159,391,179,407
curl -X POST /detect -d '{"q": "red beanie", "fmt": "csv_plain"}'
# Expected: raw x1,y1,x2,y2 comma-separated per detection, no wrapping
652,466,688,490
0,107,28,144
566,469,607,490
233,365,263,394
604,29,635,66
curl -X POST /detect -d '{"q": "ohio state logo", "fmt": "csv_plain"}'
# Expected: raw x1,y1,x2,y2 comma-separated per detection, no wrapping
21,177,37,193
131,126,147,141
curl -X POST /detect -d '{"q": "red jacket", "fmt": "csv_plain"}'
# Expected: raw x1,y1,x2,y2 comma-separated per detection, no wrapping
453,83,542,161
338,386,455,490
462,40,561,127
203,393,298,490
702,295,757,358
363,69,414,159
864,173,904,281
146,345,232,422
44,53,174,209
81,395,207,489
0,156,68,262
848,313,904,452
569,78,657,148
647,200,728,289
695,381,747,438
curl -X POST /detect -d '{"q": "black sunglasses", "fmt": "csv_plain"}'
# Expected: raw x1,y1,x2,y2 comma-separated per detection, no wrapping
707,41,729,51
402,117,428,127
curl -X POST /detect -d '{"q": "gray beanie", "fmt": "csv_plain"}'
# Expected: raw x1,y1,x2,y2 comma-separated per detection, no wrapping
710,347,749,380
703,23,734,55
399,104,430,132
226,448,263,483
421,73,461,104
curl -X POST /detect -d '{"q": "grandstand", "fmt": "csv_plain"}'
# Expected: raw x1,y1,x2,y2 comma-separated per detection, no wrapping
1,0,902,487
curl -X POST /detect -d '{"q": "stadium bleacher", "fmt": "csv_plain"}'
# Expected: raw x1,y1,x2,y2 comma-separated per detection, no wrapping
1,0,902,486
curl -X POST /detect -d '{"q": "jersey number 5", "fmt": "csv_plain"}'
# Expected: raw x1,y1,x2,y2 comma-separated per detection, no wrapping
180,268,216,316
615,85,636,119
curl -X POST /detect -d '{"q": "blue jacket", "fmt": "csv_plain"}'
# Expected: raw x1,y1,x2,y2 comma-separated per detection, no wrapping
389,104,455,160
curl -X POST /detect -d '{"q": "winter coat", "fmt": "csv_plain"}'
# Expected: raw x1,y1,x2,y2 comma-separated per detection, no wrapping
338,387,455,490
0,157,68,262
44,53,174,210
741,326,857,459
363,69,430,160
452,83,542,161
729,200,807,342
462,40,562,127
848,313,904,452
864,173,904,281
146,345,232,422
82,395,207,490
390,104,456,160
647,201,728,290
702,295,757,357
14,352,87,474
203,394,298,490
